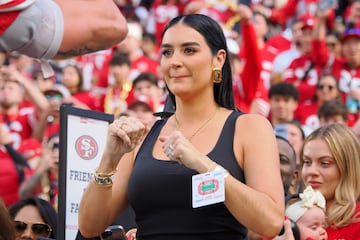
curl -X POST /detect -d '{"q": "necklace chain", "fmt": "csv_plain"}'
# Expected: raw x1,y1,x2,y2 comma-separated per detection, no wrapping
174,108,218,141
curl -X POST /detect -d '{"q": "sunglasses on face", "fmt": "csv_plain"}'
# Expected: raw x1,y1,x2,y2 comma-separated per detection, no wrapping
14,221,52,237
45,94,62,101
317,84,336,91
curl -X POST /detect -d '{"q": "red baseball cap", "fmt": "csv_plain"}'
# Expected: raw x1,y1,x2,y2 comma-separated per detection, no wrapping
297,13,317,30
128,95,155,112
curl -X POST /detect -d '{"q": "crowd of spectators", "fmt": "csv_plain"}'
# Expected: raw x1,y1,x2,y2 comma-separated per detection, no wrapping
1,0,360,239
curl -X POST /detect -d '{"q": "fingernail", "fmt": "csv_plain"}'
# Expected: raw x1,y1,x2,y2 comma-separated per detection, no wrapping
284,216,288,220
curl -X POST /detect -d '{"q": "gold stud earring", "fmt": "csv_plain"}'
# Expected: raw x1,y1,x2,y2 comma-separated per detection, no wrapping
212,67,222,83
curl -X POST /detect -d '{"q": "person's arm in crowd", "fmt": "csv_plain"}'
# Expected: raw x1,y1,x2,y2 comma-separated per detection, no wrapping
311,9,333,67
31,101,60,142
53,0,128,59
19,143,56,200
252,0,298,27
238,4,262,104
0,65,49,111
311,9,336,68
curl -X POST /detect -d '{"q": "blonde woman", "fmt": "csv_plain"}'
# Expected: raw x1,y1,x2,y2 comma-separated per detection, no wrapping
300,123,360,238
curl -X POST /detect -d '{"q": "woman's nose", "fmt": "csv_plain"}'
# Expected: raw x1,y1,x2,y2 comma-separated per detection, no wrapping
168,52,183,68
21,225,35,239
170,59,183,68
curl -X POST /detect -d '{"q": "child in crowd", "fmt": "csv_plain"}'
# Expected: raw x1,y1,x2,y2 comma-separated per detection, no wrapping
280,186,327,240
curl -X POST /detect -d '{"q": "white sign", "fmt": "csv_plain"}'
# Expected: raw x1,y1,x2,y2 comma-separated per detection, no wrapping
58,106,114,240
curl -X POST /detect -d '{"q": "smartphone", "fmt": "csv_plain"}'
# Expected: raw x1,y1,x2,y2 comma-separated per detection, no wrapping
278,219,300,240
101,225,127,240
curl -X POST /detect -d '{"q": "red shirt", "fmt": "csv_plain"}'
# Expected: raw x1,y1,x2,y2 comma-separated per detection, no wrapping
261,34,292,90
295,100,319,130
73,91,101,111
0,154,31,207
326,202,360,239
283,54,321,104
150,0,187,49
0,108,36,152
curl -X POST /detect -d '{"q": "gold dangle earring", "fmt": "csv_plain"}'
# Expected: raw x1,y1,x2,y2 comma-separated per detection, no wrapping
212,67,222,83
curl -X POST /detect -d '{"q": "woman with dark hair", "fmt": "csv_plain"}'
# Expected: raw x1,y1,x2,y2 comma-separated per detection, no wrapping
79,13,284,240
60,63,100,111
9,197,57,239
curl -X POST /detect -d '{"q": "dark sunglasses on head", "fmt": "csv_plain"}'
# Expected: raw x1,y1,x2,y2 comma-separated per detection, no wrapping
14,221,52,237
317,84,335,91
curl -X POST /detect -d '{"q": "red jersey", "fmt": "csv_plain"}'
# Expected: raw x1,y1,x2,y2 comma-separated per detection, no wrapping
0,155,21,207
283,54,321,104
130,55,159,79
149,0,187,49
0,154,31,207
294,100,320,131
0,107,36,152
75,50,112,90
261,34,292,90
73,91,101,112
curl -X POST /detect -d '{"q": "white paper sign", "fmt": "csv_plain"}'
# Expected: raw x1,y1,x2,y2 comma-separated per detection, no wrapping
58,106,113,240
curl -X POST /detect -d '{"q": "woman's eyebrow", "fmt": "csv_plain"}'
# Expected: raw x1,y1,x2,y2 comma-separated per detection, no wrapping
161,42,201,48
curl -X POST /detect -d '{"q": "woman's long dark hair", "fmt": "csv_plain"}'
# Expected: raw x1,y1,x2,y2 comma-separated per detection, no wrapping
161,14,236,111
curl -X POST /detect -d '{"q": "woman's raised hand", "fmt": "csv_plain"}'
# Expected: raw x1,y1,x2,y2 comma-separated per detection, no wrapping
104,116,147,160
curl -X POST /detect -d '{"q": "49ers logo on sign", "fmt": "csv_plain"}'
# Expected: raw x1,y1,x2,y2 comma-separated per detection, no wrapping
75,135,98,160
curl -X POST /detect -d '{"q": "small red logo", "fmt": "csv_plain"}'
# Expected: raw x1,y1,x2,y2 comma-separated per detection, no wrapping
75,135,98,160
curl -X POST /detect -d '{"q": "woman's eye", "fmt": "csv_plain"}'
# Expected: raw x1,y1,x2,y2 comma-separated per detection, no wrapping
184,48,197,54
162,49,173,57
303,159,311,165
321,161,330,166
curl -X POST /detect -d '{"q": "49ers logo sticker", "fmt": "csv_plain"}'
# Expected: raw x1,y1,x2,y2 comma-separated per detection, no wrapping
75,135,98,160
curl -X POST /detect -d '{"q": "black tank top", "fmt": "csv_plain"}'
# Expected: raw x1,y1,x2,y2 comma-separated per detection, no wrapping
128,111,248,240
